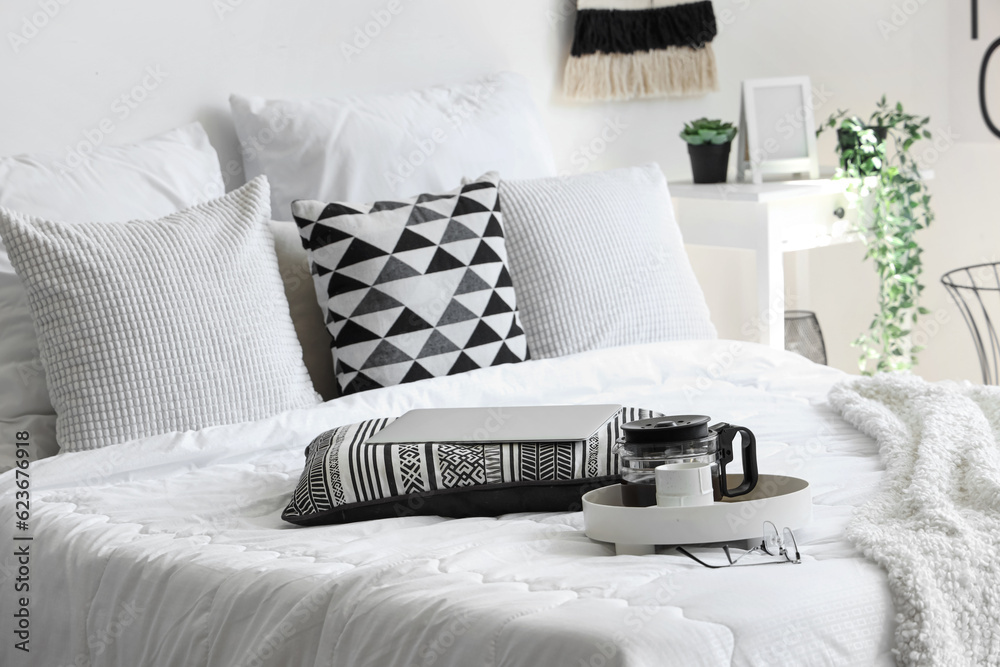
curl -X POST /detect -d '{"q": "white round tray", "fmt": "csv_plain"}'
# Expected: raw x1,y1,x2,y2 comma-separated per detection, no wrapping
582,474,811,555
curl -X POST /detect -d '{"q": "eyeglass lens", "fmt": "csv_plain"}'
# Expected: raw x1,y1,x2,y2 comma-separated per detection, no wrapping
762,521,782,556
782,527,799,562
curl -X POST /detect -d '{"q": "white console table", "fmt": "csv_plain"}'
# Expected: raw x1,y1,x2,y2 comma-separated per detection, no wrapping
669,178,859,350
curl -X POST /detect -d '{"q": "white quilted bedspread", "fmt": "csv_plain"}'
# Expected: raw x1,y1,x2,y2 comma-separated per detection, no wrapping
0,341,895,667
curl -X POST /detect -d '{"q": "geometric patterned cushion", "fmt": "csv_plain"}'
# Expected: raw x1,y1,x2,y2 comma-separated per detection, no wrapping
292,173,529,395
282,406,661,525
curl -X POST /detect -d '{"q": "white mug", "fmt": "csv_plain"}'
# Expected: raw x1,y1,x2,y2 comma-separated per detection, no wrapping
655,462,715,507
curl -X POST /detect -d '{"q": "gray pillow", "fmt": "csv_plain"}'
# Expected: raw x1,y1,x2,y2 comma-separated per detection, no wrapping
268,220,339,401
0,177,320,452
499,164,716,359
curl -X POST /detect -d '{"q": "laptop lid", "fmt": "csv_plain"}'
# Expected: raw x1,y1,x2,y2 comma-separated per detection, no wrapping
365,404,623,445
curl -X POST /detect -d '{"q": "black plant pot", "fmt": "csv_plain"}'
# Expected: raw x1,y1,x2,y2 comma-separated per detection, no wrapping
687,141,732,184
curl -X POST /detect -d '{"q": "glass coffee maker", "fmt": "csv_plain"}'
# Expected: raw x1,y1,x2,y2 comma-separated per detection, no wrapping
615,415,759,507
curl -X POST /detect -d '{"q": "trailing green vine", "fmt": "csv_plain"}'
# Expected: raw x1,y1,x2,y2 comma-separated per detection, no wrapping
818,97,934,375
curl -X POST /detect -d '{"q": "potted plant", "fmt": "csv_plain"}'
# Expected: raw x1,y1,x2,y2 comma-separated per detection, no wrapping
680,118,738,184
818,97,934,375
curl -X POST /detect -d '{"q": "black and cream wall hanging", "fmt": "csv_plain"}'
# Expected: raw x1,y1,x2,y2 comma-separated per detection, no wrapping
564,0,719,102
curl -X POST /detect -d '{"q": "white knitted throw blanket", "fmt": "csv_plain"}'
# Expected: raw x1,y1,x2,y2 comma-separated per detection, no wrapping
829,374,1000,667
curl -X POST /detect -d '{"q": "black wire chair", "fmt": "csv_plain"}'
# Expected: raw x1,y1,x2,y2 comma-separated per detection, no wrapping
941,262,1000,385
784,310,827,365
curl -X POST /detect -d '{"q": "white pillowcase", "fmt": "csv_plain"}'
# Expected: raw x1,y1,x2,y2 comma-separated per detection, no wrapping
499,164,717,359
230,72,557,221
0,177,320,453
0,123,225,470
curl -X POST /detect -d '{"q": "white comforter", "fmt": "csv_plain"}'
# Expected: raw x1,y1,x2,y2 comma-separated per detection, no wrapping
0,341,895,667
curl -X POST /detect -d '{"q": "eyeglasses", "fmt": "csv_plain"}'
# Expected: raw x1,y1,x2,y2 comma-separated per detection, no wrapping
675,521,801,568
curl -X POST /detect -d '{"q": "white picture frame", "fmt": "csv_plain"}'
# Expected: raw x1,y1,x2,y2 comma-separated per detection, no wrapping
737,76,820,184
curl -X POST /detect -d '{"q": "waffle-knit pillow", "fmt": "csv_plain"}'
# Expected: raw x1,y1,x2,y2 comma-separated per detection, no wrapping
0,123,225,469
499,164,717,359
0,177,320,452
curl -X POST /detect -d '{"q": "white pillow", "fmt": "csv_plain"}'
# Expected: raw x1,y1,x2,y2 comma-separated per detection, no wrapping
268,219,338,401
230,72,557,221
0,123,225,470
499,164,717,359
0,177,320,453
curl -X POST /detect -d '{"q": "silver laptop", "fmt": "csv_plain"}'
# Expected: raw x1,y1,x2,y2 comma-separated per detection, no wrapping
366,404,623,445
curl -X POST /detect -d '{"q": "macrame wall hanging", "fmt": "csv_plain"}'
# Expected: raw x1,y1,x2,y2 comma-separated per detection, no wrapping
564,0,719,102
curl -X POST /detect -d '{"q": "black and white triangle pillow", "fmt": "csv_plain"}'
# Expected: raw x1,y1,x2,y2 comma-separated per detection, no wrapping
293,173,529,395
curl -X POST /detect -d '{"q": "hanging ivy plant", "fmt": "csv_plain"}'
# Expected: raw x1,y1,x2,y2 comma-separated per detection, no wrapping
818,97,934,375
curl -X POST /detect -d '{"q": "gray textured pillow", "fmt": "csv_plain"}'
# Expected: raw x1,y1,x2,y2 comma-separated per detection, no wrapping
499,164,716,359
268,219,339,401
0,177,320,452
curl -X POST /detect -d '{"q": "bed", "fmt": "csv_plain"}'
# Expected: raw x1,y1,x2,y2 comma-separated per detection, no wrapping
4,57,995,666
0,340,896,666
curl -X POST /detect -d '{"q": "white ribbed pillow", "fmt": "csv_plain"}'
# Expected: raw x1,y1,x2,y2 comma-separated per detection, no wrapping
499,164,716,359
0,177,320,452
0,123,225,469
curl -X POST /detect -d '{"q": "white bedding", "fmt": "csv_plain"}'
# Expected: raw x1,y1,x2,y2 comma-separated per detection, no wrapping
0,341,895,667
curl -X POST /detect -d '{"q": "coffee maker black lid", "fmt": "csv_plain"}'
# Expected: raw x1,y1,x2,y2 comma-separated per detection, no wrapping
621,415,711,443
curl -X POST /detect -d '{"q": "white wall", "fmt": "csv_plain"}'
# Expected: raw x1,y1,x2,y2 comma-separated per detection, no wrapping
1,0,995,382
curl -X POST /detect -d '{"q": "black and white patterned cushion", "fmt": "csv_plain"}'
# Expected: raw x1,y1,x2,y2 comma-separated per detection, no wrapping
282,407,660,525
293,174,529,395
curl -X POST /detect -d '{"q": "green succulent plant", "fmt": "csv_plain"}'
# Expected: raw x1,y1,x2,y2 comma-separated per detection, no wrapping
680,118,738,145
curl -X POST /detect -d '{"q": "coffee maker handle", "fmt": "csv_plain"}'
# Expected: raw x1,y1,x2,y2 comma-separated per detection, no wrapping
715,424,759,498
